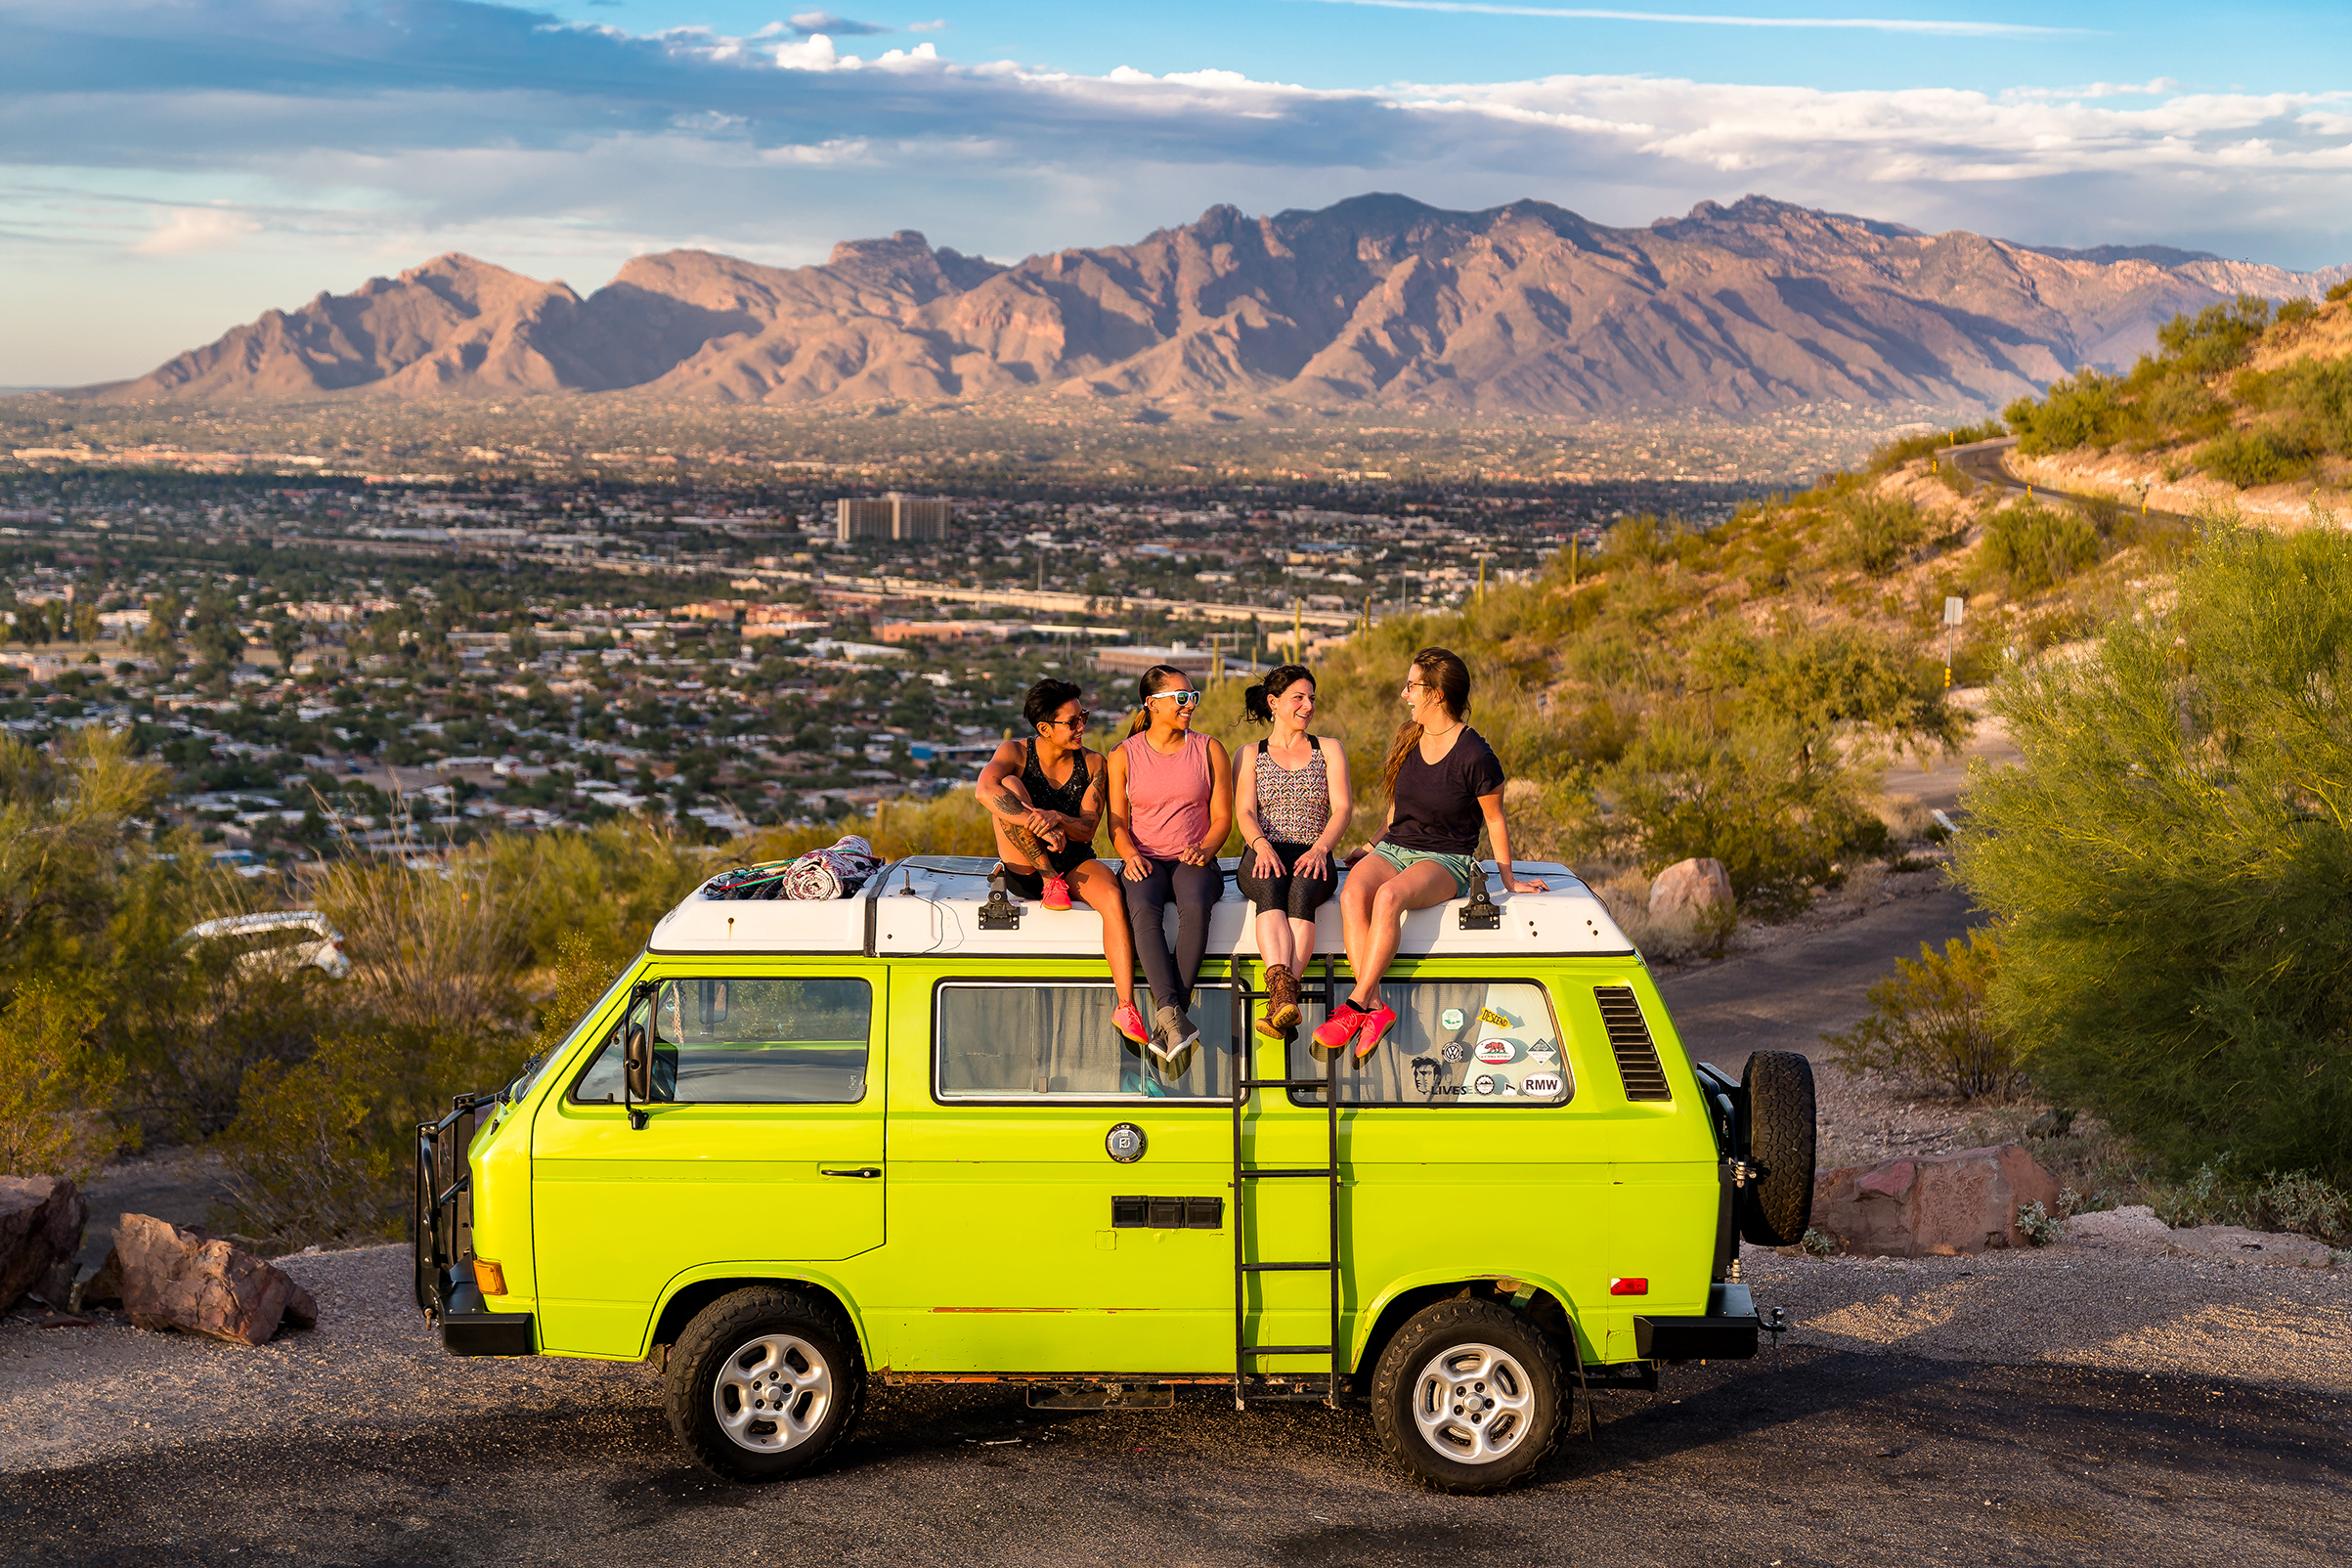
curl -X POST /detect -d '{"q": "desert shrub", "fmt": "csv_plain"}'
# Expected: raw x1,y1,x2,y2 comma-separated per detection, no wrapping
2330,279,2352,305
2131,373,2229,445
2147,1155,2350,1244
0,980,122,1183
2275,298,2318,329
2156,294,2272,377
1823,932,2023,1099
2008,370,2125,455
2241,357,2352,456
1956,523,2352,1187
1828,495,1929,575
1980,503,2101,595
2198,426,2315,488
214,1032,414,1248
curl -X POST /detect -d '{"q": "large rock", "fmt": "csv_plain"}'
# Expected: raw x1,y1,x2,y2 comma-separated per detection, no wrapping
1649,857,1733,924
1810,1144,2061,1257
0,1175,88,1312
93,1214,318,1345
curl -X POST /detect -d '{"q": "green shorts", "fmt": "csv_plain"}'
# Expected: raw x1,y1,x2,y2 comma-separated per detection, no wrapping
1370,842,1482,898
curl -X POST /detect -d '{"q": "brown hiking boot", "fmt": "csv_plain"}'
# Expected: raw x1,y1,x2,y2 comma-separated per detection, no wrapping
1259,964,1300,1036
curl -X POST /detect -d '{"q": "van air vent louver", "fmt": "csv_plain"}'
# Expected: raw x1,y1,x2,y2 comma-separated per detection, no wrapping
1593,985,1672,1102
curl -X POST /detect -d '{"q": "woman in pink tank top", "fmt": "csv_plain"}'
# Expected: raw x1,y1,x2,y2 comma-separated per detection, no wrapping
1108,664,1233,1067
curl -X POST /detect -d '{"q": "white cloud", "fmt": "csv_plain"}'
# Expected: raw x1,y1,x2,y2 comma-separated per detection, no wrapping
1294,1,2088,37
132,203,261,254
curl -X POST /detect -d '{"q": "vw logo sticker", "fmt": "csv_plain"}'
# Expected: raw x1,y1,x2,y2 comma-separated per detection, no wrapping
1106,1122,1148,1163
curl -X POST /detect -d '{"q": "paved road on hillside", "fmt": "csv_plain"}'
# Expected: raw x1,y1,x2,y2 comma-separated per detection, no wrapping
1945,436,2194,523
6,1345,2341,1568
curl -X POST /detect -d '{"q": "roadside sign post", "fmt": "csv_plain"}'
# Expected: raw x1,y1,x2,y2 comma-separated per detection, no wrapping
1942,595,1965,689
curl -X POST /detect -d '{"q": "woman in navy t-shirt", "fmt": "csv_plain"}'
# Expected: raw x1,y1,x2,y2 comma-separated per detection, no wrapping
1315,647,1548,1060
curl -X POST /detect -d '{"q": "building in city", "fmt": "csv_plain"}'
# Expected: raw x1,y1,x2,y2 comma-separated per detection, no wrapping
1091,643,1221,686
836,493,953,542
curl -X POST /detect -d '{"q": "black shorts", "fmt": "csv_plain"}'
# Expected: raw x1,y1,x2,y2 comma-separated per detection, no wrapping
1234,840,1335,920
1002,844,1096,899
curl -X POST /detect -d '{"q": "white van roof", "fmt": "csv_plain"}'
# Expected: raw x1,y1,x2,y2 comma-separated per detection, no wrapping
646,856,1636,960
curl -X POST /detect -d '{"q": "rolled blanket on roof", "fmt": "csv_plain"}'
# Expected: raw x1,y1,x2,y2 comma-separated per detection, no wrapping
781,834,885,900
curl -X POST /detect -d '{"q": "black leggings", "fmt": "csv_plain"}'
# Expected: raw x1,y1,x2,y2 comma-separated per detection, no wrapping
1234,840,1335,920
1122,858,1225,1013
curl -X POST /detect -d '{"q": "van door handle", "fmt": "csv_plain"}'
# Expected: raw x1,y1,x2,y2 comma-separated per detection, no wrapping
820,1167,882,1179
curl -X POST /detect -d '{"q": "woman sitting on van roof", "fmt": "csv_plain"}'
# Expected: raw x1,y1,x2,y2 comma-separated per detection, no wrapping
976,677,1151,1048
1233,664,1353,1039
1108,664,1234,1066
1315,646,1547,1061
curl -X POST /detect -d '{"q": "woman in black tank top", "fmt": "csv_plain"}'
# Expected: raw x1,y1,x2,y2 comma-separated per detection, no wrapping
976,678,1148,1048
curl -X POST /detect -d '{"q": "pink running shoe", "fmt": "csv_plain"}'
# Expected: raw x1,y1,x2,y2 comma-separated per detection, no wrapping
1351,1002,1400,1061
1042,875,1072,911
1311,1005,1367,1055
1113,1002,1150,1044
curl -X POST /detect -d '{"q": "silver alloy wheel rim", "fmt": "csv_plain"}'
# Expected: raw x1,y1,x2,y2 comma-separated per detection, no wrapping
1410,1341,1536,1464
714,1332,834,1454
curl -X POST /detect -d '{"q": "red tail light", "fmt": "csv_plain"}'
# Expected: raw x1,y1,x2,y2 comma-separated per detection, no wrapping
1609,1277,1648,1296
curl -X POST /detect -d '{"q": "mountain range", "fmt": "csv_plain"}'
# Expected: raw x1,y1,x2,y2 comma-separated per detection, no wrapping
86,195,2350,418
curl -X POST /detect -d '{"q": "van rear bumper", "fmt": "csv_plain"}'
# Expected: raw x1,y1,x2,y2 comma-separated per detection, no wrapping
1633,1281,1761,1361
438,1275,537,1358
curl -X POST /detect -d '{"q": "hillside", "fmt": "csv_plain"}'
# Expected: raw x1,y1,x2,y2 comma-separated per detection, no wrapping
2002,284,2352,520
86,195,2346,419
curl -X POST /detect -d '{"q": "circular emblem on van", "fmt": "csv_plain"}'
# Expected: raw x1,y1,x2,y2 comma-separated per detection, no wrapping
1105,1122,1148,1163
1473,1074,1499,1097
1442,1040,1469,1064
1441,1008,1465,1031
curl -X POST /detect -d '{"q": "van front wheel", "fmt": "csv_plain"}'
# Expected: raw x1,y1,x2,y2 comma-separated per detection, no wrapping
665,1286,865,1483
1372,1298,1562,1493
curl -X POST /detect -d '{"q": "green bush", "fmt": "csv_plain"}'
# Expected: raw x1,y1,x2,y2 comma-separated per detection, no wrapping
1955,523,2352,1187
2146,1155,2349,1244
0,980,121,1182
1980,503,2102,594
2197,426,2314,488
1823,932,2023,1099
2156,294,2272,376
2007,371,2123,455
2329,279,2352,305
1827,495,1929,576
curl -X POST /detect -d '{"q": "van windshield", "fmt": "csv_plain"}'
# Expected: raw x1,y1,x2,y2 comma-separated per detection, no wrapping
573,976,874,1105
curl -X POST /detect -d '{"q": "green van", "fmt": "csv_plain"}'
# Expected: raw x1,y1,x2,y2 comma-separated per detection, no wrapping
415,855,1815,1493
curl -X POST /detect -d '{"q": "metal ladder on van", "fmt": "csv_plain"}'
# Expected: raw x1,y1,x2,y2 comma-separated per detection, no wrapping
1228,954,1345,1410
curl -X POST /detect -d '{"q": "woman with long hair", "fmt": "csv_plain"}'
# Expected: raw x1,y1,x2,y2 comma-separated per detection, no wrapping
975,677,1149,1046
1107,664,1233,1064
1233,665,1352,1037
1315,647,1547,1060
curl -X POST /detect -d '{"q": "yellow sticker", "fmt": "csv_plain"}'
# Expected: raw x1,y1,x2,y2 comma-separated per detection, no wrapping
1478,1006,1510,1027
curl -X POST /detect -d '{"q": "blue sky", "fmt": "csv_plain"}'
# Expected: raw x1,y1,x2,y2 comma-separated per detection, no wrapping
5,0,2349,384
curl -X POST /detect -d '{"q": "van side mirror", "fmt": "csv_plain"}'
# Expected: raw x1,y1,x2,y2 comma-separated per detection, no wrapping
623,1023,652,1130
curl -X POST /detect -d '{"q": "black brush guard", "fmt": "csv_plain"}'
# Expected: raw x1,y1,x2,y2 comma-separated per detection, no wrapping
414,1091,535,1356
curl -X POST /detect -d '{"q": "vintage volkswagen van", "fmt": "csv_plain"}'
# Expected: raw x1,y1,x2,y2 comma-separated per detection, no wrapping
416,856,1814,1493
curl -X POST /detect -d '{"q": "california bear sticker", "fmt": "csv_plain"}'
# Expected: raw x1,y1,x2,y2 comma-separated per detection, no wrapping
1474,1038,1522,1066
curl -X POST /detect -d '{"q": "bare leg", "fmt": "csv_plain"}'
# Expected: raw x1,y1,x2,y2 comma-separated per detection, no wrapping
1337,851,1400,987
1348,860,1459,1006
1067,859,1139,1008
1255,907,1294,972
1287,915,1317,973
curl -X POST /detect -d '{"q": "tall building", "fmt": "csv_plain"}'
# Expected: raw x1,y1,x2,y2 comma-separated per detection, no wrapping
836,493,952,543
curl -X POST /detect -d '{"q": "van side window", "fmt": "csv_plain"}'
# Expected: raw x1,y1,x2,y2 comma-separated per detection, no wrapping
1284,980,1569,1106
572,977,872,1106
936,981,1235,1101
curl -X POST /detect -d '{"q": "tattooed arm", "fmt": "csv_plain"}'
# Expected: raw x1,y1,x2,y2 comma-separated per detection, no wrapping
975,741,1064,860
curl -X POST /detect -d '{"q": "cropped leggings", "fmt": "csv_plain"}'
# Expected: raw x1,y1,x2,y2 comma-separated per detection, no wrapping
1122,858,1226,1013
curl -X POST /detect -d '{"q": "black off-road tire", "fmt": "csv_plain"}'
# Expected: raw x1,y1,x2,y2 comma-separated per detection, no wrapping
665,1286,865,1483
1371,1298,1563,1494
1736,1050,1817,1246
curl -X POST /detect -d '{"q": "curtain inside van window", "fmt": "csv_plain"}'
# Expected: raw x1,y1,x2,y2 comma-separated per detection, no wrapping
936,982,1233,1100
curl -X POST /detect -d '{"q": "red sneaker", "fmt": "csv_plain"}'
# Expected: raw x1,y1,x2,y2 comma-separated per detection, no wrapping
1311,1006,1366,1055
1113,1002,1150,1044
1042,875,1072,911
1351,1003,1400,1060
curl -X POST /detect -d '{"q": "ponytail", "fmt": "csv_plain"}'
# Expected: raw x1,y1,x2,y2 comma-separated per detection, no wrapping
1243,663,1314,725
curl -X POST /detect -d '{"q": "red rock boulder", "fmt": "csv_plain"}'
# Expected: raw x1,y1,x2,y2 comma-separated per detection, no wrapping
0,1175,88,1312
1649,857,1733,925
87,1214,319,1345
1810,1143,2061,1257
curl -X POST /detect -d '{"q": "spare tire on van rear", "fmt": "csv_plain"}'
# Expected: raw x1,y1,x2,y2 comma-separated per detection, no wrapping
1735,1051,1816,1246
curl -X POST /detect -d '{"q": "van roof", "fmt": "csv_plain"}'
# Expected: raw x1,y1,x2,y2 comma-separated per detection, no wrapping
646,856,1636,960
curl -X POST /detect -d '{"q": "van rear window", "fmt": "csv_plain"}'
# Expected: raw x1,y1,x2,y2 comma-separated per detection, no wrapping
1284,980,1569,1107
936,980,1235,1101
572,977,872,1106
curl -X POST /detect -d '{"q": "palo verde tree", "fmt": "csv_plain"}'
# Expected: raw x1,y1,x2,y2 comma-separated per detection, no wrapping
1956,520,2352,1185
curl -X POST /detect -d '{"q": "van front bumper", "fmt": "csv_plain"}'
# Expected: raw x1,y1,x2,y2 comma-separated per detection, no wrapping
437,1274,537,1358
1633,1281,1762,1361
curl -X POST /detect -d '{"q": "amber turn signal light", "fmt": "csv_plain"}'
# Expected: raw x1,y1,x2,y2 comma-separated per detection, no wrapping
1608,1277,1648,1296
472,1258,507,1295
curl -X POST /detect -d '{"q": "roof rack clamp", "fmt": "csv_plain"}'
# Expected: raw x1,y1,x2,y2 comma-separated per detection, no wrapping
979,874,1023,931
1458,883,1503,931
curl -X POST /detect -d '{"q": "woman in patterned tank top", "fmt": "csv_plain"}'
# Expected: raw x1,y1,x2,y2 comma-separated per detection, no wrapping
1233,665,1354,1038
